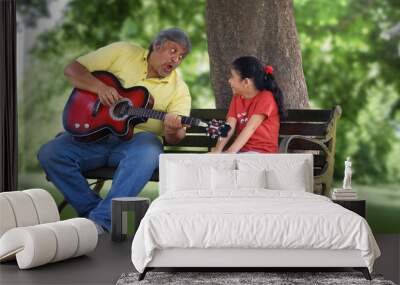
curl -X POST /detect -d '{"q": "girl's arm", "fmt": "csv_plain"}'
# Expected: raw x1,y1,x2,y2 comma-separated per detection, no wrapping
210,117,237,153
224,114,266,153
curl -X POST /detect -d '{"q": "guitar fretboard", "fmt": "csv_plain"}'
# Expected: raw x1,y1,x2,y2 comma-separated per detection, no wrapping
124,105,203,127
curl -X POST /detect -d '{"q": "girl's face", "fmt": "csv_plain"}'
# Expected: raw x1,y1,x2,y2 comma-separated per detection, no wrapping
228,69,247,95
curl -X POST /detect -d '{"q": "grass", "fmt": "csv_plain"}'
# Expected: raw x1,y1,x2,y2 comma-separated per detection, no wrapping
18,172,400,233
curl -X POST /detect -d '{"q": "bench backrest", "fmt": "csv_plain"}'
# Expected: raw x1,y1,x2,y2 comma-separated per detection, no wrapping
164,107,340,153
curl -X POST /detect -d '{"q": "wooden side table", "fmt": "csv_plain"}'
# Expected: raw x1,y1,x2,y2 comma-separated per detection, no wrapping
111,197,150,242
332,199,366,218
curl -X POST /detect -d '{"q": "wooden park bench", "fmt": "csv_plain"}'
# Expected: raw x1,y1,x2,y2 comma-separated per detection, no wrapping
57,106,341,212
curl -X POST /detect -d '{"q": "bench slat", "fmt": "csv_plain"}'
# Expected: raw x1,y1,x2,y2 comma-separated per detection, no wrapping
283,109,332,122
83,167,159,181
164,135,217,147
164,149,209,154
83,167,115,180
186,127,210,134
190,109,226,120
280,122,327,136
189,125,328,137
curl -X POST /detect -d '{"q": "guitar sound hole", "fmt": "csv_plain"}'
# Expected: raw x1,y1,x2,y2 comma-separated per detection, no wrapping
110,99,131,121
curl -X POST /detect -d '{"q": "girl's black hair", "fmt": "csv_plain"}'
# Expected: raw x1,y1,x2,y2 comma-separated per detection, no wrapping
231,56,286,120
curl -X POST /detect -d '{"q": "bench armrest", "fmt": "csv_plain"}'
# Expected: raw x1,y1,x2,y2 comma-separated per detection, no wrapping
279,135,333,192
279,135,331,157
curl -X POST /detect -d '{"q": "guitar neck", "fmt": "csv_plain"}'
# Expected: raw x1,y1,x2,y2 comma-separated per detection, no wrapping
126,107,207,127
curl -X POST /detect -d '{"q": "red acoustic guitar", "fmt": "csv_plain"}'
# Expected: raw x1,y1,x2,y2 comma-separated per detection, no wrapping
63,71,230,142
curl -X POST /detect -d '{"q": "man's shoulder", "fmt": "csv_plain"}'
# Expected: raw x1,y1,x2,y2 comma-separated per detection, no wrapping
107,41,146,54
175,74,190,96
167,70,189,95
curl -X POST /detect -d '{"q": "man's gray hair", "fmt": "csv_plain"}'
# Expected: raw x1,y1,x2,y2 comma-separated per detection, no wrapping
149,27,192,55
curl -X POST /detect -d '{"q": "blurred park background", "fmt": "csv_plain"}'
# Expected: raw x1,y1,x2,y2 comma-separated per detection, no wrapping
16,0,399,232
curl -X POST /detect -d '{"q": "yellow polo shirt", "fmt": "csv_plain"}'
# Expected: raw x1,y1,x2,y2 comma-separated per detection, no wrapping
76,41,191,137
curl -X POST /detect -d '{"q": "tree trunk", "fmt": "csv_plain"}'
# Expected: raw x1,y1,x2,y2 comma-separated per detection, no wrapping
206,0,308,109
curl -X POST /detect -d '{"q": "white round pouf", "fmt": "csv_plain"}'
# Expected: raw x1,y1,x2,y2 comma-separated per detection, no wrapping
0,191,39,227
0,219,98,269
0,225,57,269
0,196,17,237
42,221,79,262
24,189,60,224
66,218,98,257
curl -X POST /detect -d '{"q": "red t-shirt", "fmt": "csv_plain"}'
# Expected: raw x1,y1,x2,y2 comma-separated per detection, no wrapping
227,90,280,153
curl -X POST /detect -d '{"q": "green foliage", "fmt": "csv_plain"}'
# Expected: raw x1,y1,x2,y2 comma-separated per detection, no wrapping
18,52,78,171
295,0,400,183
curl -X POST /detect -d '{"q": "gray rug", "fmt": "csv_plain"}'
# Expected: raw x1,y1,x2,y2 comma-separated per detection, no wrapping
116,271,396,285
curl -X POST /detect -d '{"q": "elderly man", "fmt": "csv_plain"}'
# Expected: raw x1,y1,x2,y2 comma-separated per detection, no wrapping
38,28,192,233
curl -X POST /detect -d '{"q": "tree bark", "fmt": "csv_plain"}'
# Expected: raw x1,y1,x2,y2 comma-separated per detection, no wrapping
206,0,309,109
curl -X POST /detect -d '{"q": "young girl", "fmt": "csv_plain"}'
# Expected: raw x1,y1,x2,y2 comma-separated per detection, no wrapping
211,56,286,154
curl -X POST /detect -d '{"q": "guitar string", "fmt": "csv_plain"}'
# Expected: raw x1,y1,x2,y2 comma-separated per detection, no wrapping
126,105,199,126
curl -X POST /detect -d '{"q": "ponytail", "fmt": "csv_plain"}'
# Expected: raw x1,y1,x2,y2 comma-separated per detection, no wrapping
262,65,286,120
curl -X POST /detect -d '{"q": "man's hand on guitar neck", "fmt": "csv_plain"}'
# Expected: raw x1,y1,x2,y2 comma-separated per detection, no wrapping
163,113,187,145
164,113,183,130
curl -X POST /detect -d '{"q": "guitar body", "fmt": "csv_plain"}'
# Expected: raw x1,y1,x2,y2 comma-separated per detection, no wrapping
63,71,154,142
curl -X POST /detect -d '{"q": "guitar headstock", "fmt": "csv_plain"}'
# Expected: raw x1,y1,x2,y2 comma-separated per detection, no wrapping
205,119,231,139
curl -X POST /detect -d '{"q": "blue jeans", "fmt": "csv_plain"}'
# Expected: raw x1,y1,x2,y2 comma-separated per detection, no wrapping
37,132,163,231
